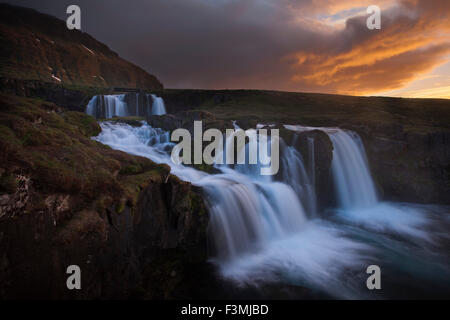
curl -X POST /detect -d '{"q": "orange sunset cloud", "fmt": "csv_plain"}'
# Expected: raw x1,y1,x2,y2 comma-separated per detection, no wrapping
284,0,450,97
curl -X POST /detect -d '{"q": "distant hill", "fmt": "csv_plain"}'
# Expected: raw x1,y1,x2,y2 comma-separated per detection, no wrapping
0,3,163,90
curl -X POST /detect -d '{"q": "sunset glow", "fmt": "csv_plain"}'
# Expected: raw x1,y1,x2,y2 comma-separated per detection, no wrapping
288,0,450,98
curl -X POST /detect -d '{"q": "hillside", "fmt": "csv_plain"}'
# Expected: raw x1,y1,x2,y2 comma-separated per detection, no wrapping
0,4,163,90
154,89,450,132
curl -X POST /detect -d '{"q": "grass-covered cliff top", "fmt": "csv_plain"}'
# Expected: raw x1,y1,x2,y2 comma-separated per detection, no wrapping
0,93,169,217
155,89,450,134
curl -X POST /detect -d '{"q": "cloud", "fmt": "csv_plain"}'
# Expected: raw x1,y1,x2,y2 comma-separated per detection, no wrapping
6,0,450,96
288,1,450,94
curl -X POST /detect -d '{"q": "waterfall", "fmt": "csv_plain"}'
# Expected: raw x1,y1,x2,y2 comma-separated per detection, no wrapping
92,120,372,264
86,95,98,117
86,93,167,118
93,122,308,262
104,94,127,118
202,172,308,260
90,119,449,298
284,125,377,209
85,94,127,118
92,121,376,298
327,129,377,209
151,94,167,115
280,140,317,217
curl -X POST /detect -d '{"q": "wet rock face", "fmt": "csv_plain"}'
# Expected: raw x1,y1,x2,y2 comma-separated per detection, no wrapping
134,175,208,252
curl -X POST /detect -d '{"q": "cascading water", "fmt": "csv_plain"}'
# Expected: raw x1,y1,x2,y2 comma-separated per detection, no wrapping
95,121,308,261
85,93,166,118
88,102,450,298
202,170,308,261
104,94,127,118
284,125,377,209
151,94,167,115
328,130,378,209
283,125,440,241
91,119,372,298
85,95,98,117
279,140,317,216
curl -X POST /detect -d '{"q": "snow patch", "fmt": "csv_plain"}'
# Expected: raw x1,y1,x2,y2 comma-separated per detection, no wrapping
81,45,95,55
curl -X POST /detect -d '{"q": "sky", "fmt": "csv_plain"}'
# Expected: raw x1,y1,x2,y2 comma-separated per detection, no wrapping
6,0,450,98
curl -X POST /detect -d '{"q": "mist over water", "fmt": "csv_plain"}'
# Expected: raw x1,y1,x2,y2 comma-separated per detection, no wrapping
90,103,450,299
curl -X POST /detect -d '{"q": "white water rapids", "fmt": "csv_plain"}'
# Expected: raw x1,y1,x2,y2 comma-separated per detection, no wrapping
88,100,450,299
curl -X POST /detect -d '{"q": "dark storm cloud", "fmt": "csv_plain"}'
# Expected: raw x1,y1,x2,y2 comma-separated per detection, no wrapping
5,0,450,94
